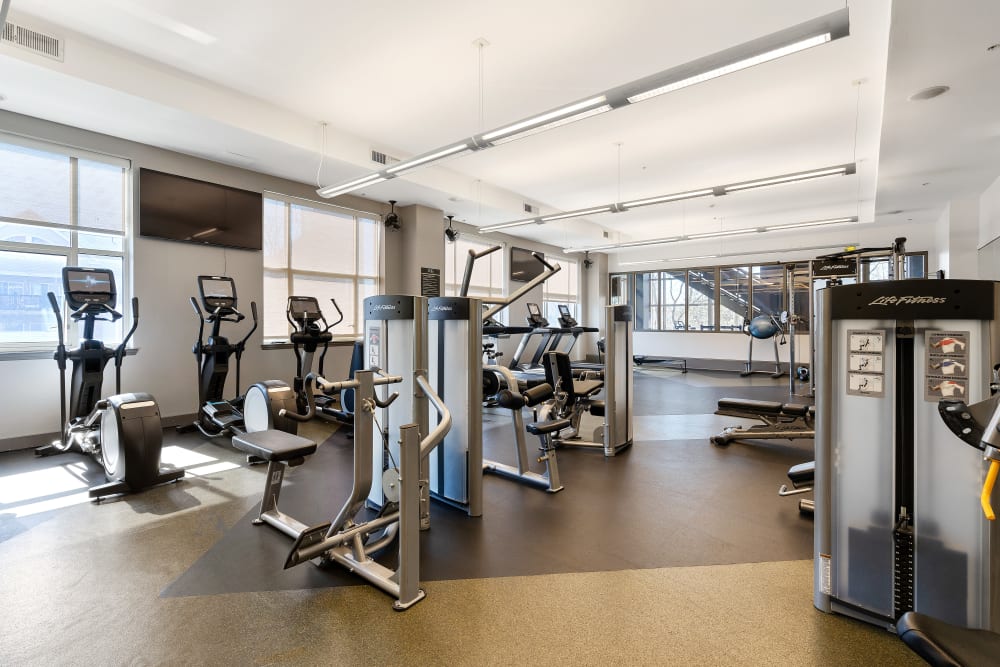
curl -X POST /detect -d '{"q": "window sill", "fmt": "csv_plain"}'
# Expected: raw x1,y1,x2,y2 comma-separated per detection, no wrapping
0,347,139,361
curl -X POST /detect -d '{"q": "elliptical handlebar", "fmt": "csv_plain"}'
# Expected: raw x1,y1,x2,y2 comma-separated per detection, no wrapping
280,371,404,422
47,291,68,449
328,299,344,330
113,297,142,393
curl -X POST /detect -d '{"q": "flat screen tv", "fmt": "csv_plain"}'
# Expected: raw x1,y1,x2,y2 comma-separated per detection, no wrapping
139,169,263,251
510,247,544,283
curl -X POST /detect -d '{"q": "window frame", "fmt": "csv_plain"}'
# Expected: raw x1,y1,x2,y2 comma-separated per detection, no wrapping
542,253,580,325
0,132,132,353
262,192,382,343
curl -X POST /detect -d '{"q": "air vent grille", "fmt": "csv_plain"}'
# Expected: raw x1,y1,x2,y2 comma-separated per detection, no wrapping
2,21,64,61
523,203,537,214
371,149,400,166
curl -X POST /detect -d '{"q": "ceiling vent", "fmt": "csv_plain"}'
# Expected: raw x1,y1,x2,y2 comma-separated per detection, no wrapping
370,149,400,166
2,21,64,61
523,203,537,214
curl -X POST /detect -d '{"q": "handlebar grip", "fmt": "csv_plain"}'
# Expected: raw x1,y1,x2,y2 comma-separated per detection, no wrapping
982,460,999,521
131,296,139,320
251,301,258,322
280,407,313,422
373,392,399,409
48,292,60,312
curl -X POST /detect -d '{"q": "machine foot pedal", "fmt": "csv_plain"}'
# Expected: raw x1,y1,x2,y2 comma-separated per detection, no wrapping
284,521,333,569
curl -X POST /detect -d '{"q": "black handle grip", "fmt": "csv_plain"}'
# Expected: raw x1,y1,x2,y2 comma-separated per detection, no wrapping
131,296,139,320
373,392,399,409
47,291,60,313
532,251,556,271
251,301,258,323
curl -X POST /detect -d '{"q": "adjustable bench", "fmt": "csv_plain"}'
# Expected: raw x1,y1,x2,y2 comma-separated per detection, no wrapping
778,460,814,514
232,430,318,538
711,397,815,446
897,611,1000,666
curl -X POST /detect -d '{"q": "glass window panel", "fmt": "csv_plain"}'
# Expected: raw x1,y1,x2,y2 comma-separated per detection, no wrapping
0,221,70,246
78,254,124,344
263,199,288,269
0,251,65,345
662,271,686,330
720,266,750,331
290,204,355,273
358,217,379,277
861,257,890,282
688,268,716,331
790,263,810,333
78,231,124,252
904,253,926,279
0,143,71,225
78,160,124,231
293,274,355,334
635,272,658,330
751,265,784,318
263,269,289,341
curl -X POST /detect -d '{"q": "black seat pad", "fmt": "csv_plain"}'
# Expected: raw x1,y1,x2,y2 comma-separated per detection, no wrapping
588,400,605,417
572,379,603,397
788,461,815,487
527,418,572,436
717,398,783,414
897,611,1000,667
781,403,810,417
232,430,317,462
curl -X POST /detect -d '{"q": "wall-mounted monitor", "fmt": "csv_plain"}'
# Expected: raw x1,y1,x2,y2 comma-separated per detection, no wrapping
510,247,544,283
139,169,263,251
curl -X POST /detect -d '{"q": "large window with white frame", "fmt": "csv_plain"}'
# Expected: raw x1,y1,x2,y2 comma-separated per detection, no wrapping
0,134,130,351
262,193,381,342
443,237,505,300
541,254,579,325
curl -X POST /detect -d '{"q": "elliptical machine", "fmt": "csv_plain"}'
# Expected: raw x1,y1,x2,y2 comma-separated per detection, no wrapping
286,295,363,425
36,267,184,499
178,275,296,441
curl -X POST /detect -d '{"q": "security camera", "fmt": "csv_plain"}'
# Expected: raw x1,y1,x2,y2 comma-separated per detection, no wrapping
385,200,401,230
583,251,594,269
444,215,459,242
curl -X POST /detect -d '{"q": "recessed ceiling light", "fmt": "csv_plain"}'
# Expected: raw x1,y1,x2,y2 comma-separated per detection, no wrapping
908,85,950,101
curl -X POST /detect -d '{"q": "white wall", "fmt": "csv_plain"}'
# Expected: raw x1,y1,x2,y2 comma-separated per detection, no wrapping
0,110,384,446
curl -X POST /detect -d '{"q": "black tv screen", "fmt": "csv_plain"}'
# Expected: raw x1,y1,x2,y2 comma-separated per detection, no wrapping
510,247,544,283
139,169,263,251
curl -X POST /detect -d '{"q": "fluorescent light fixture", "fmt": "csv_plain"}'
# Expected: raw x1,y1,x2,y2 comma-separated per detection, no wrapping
315,9,848,198
565,216,864,254
621,254,719,266
622,189,715,209
686,228,761,240
482,96,608,142
386,143,471,174
489,105,613,145
724,164,853,193
626,34,830,103
317,175,387,198
541,206,614,222
482,162,853,234
765,216,856,231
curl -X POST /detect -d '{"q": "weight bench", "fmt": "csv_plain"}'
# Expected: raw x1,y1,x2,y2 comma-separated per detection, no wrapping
711,398,815,446
897,611,1000,666
232,430,318,538
778,460,814,514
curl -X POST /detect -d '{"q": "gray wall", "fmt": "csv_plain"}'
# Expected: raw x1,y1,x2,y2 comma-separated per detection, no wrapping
0,110,387,447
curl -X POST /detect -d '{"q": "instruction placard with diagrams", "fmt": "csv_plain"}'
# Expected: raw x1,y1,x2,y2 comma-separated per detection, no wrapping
847,329,886,398
925,331,970,401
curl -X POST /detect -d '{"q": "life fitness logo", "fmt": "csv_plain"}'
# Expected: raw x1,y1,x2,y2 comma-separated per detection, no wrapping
820,263,851,270
868,296,947,306
372,304,396,312
430,305,453,312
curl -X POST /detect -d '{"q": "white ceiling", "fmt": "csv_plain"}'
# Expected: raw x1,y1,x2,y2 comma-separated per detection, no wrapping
1,0,997,259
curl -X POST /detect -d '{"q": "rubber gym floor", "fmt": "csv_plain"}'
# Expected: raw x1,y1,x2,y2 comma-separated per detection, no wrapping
0,369,920,665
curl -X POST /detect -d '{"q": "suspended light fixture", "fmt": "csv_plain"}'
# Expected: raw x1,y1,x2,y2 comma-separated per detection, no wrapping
480,163,855,233
316,9,849,199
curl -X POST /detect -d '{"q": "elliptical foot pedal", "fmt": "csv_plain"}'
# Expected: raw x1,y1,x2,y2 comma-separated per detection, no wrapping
284,521,333,569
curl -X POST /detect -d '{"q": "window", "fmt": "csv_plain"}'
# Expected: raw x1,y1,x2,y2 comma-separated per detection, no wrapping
542,254,579,324
687,268,715,331
263,194,380,342
719,267,750,331
751,265,785,318
444,237,505,299
0,135,129,351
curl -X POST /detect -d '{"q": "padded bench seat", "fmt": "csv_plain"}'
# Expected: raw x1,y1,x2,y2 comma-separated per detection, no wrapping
718,398,784,414
527,418,572,436
232,430,317,462
787,461,815,488
572,379,603,398
897,611,1000,667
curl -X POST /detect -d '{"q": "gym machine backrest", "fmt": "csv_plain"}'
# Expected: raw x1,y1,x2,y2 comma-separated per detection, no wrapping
814,278,1000,631
189,275,257,405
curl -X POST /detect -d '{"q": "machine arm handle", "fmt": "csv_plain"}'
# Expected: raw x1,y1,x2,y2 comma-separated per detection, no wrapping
460,244,502,297
328,299,344,330
415,372,452,459
48,292,65,352
47,290,68,447
532,251,556,272
982,460,999,521
281,374,316,422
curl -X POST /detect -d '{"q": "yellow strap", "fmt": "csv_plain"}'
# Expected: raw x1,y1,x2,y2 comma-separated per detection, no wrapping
981,460,999,521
